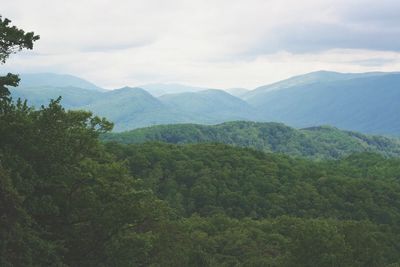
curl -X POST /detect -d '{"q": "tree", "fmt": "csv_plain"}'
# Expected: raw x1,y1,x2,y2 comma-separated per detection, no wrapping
0,16,39,99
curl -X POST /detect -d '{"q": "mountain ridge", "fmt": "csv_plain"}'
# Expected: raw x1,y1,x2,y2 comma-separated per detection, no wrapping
17,72,105,91
9,70,400,135
101,121,400,160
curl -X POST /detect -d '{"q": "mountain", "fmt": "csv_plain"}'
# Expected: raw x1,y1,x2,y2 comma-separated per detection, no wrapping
10,71,400,135
159,89,258,123
140,83,249,98
79,85,259,131
138,83,212,96
11,86,102,109
80,87,187,131
225,87,249,97
11,73,105,109
243,70,393,100
17,73,105,91
11,78,258,131
101,121,400,159
75,88,258,132
246,73,400,135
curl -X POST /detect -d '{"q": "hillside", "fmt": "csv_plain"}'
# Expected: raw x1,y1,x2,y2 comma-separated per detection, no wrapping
101,121,400,159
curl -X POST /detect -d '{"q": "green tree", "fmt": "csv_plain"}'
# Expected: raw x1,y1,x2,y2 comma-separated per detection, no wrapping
0,15,39,99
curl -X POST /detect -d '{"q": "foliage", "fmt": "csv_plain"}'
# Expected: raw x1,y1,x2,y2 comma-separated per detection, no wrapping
0,16,39,99
4,97,400,265
102,121,400,160
0,98,172,266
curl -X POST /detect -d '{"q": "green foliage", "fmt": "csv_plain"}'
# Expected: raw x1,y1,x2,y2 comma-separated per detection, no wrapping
102,121,400,160
104,141,400,265
3,98,400,265
0,16,39,63
177,215,397,267
0,16,39,98
0,97,172,266
106,142,400,224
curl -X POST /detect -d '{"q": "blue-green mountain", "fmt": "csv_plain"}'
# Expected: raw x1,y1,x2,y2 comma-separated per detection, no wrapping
244,72,400,135
9,70,400,134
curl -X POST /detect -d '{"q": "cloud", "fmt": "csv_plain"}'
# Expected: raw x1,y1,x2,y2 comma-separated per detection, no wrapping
80,39,156,53
2,0,400,89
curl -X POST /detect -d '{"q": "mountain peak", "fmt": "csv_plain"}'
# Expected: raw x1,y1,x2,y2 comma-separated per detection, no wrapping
109,87,156,98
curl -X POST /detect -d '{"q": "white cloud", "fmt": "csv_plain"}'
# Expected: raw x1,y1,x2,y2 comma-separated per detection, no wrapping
2,0,400,89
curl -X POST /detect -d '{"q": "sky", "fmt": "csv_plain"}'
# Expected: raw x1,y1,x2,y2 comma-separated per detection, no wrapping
2,0,400,89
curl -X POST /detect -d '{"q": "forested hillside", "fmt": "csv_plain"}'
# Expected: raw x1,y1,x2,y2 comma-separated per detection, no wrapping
102,121,400,159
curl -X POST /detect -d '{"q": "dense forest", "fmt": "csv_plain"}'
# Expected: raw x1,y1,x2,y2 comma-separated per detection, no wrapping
2,15,400,267
2,98,400,266
102,121,400,160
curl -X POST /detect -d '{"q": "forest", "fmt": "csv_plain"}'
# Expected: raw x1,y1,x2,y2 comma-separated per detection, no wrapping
2,98,400,266
2,15,400,267
102,121,400,160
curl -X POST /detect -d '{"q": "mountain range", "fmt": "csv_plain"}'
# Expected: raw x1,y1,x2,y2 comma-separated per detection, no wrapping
9,71,400,134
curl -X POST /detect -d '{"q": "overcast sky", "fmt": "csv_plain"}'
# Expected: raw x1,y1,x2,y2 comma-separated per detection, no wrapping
2,0,400,89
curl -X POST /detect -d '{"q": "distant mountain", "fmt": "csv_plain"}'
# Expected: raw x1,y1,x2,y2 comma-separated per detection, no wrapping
159,89,258,122
225,88,249,97
246,73,400,135
11,79,257,131
84,88,260,131
17,73,105,91
9,71,400,135
243,70,393,100
102,121,400,160
138,83,212,96
12,86,102,109
80,87,185,131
